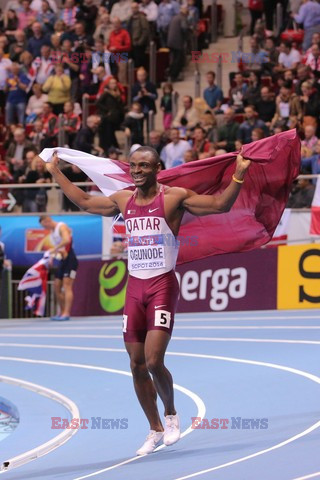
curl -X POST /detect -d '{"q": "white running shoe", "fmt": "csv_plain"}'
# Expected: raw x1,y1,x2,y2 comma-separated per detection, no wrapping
163,414,180,446
136,430,164,455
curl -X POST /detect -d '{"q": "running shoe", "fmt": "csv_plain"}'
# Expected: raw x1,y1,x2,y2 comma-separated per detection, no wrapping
136,430,164,455
163,414,180,446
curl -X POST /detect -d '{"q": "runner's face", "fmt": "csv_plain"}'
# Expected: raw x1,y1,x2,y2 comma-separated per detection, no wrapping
129,152,159,188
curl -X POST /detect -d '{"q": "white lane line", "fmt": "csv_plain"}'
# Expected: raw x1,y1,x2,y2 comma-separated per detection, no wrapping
4,325,320,332
291,473,320,479
1,334,320,354
0,375,80,473
0,356,205,480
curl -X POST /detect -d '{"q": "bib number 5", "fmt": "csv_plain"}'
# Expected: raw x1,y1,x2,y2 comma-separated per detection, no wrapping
154,310,171,328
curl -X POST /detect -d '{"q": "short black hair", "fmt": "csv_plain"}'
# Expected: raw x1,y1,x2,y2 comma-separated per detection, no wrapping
129,146,160,165
39,214,50,224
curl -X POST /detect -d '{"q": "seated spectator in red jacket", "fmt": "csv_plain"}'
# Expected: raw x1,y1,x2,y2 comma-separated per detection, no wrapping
60,100,81,147
39,101,58,146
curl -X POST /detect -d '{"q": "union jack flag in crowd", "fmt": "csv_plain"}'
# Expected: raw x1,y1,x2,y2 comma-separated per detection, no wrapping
18,252,52,317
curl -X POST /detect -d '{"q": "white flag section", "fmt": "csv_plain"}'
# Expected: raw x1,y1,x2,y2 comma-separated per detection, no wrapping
311,177,320,235
272,208,292,242
39,147,133,196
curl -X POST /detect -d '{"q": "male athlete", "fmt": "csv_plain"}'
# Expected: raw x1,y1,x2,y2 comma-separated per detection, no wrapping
44,147,250,454
39,215,78,321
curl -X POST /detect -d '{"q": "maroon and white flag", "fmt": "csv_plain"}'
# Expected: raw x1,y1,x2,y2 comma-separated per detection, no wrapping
40,129,300,264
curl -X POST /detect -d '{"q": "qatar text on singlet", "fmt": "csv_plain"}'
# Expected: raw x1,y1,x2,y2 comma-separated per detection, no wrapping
124,186,179,279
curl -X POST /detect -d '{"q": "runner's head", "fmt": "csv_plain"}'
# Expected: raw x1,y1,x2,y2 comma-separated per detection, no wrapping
39,215,56,230
129,147,161,189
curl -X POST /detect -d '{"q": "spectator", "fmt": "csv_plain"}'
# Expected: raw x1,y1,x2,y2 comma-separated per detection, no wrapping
255,86,276,126
108,17,131,79
302,124,318,152
272,84,302,127
157,0,180,47
132,67,157,120
26,82,49,120
29,119,46,150
17,0,36,30
5,62,30,125
287,177,315,208
249,0,263,36
160,127,191,168
19,51,36,89
275,41,301,73
127,4,149,68
167,6,188,82
37,0,56,34
172,95,199,129
191,126,211,157
9,31,27,62
110,0,132,25
74,114,103,154
300,80,320,120
139,0,158,39
60,39,80,101
122,102,145,146
0,48,12,111
242,36,267,74
60,100,81,147
293,0,320,51
147,130,167,155
295,65,311,95
251,127,265,141
27,21,50,58
229,72,248,112
31,0,57,13
184,149,198,163
3,9,19,39
160,82,174,130
94,13,113,44
5,127,33,182
216,108,239,152
304,43,320,78
243,71,261,106
76,0,98,36
42,64,71,114
203,71,223,111
60,0,79,31
96,76,125,152
33,44,54,85
301,139,320,181
200,110,218,143
72,20,94,49
264,36,279,71
21,157,51,212
40,101,58,146
238,105,269,144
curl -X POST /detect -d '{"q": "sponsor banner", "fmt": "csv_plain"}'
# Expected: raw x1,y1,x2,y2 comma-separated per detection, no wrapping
72,259,127,316
0,215,102,266
72,248,278,316
176,249,277,312
277,243,320,309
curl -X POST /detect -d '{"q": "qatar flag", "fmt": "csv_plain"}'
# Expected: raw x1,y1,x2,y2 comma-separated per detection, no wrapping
310,177,320,235
40,129,300,264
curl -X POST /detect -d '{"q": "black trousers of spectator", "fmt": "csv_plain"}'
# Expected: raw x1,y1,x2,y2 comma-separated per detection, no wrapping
52,103,65,115
169,48,184,81
250,9,263,35
99,118,119,153
132,46,147,69
263,0,277,31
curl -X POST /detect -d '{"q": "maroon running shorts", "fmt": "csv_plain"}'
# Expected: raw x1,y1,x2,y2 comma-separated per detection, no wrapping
123,270,180,343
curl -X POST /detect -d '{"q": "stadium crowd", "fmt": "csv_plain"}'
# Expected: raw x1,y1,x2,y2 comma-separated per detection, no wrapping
0,0,320,212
